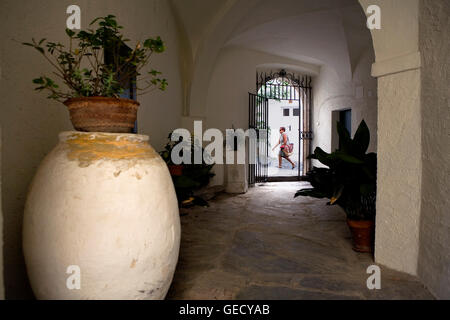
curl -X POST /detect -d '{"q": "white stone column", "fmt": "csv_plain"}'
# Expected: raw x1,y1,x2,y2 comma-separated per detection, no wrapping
224,131,249,194
374,65,422,276
225,156,248,194
359,0,422,276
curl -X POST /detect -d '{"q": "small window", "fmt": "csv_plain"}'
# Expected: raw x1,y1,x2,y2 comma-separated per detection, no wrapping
283,109,290,117
293,108,300,116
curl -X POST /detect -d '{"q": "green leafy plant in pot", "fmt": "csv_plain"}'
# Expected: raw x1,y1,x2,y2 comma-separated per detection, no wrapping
295,120,377,253
160,134,216,208
23,15,168,133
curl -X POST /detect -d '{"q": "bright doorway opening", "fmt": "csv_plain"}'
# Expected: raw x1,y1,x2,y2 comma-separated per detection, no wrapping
249,70,312,184
267,99,300,178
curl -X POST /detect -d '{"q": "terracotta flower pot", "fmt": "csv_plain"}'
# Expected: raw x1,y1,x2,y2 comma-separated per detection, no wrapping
347,219,375,253
169,165,183,176
64,97,140,133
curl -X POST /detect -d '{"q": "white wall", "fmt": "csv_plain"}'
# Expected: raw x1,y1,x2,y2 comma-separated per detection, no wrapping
418,0,450,299
0,0,183,299
313,49,378,158
376,68,423,275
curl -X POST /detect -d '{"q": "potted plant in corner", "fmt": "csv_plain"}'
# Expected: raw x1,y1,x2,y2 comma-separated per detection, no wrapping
23,15,168,133
160,133,185,177
160,133,216,208
295,120,377,253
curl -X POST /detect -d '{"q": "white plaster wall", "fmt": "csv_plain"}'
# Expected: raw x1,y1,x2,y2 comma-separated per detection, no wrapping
205,47,319,131
312,49,378,159
359,0,420,62
187,0,261,118
375,69,422,276
0,0,183,299
417,0,450,299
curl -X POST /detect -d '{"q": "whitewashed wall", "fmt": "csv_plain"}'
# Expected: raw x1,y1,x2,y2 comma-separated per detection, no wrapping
417,0,450,300
312,48,378,158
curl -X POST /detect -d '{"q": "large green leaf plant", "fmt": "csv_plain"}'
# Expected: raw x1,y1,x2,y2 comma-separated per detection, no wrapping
295,120,377,221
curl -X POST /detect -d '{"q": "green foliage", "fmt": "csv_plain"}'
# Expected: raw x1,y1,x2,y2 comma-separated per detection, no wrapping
258,80,292,102
23,15,167,102
160,133,216,206
295,120,377,221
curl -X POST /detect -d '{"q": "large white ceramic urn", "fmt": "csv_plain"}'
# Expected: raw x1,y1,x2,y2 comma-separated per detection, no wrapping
23,132,180,300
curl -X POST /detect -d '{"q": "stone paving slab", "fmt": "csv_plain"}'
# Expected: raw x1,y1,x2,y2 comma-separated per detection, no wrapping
167,182,434,300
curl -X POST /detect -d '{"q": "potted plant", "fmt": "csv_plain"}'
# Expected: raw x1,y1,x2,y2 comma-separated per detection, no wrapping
160,133,215,207
295,120,377,253
23,15,168,133
160,133,185,177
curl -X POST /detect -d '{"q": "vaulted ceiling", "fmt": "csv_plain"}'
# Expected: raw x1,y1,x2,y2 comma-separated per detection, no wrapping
171,0,373,79
170,0,233,59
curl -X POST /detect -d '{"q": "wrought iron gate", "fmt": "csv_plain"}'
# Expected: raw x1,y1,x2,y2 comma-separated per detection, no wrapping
248,93,269,185
249,69,313,185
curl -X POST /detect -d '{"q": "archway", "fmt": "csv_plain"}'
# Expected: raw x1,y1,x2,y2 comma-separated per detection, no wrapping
253,70,312,182
176,0,430,290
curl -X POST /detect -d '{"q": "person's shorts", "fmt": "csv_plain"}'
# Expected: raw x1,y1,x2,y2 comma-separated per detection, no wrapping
279,148,288,158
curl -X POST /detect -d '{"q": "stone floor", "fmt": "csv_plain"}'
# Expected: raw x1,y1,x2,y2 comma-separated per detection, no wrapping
167,182,433,300
268,158,300,177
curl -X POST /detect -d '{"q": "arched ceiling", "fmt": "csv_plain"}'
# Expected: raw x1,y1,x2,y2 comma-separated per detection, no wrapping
170,0,236,58
171,0,372,77
229,0,356,37
170,0,374,116
224,0,373,79
226,10,351,77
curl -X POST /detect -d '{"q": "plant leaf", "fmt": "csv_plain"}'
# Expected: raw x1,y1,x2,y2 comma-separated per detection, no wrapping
330,185,344,204
334,151,364,164
337,121,352,152
312,147,336,167
353,120,370,155
65,29,76,37
295,188,328,199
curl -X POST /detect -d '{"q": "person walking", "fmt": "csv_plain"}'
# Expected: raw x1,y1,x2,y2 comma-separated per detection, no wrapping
272,127,296,169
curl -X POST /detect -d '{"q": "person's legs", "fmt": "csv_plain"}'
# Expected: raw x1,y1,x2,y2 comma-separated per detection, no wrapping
286,156,295,168
278,155,282,168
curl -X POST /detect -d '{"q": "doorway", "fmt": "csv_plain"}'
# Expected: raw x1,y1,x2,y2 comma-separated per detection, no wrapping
267,99,300,178
248,70,313,185
331,109,352,152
